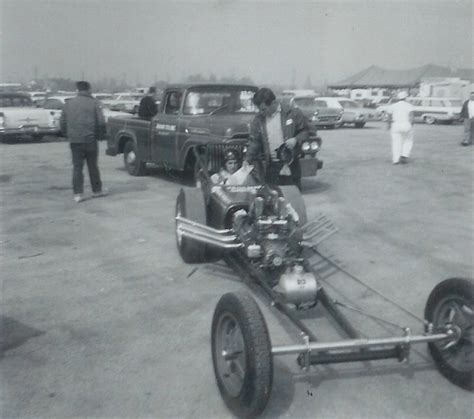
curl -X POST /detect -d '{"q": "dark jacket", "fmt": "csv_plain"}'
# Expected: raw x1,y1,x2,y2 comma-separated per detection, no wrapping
246,103,309,168
60,91,106,143
138,95,158,119
461,99,472,119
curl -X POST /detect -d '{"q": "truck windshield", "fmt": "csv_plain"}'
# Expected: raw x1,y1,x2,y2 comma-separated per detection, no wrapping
183,87,258,115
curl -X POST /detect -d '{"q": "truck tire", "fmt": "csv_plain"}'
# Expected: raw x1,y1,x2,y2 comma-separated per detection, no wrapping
355,121,366,128
212,292,273,418
175,188,208,263
124,140,146,176
425,277,474,391
278,185,308,226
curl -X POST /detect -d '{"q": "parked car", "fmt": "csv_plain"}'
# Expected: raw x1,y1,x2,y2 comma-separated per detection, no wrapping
43,95,129,129
0,92,59,140
107,83,323,183
334,98,375,128
280,95,343,129
21,91,48,107
93,93,114,102
405,97,462,124
102,92,143,113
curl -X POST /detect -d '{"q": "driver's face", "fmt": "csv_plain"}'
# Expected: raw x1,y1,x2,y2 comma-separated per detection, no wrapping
258,101,278,117
225,160,238,174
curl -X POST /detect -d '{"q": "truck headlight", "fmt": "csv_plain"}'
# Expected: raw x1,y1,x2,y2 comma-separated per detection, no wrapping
310,141,319,151
301,141,310,152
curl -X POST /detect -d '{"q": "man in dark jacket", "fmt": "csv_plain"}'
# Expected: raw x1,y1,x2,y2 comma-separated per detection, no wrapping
460,91,473,146
60,81,107,203
246,88,309,189
138,86,158,119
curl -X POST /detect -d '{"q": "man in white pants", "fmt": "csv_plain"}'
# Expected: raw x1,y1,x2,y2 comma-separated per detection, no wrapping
387,91,414,164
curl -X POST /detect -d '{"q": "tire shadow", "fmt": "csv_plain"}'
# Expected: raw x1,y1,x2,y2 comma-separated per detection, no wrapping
262,359,296,418
302,180,331,194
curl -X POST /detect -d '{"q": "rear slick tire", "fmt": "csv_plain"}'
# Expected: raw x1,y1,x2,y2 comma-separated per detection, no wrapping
175,188,208,263
425,277,474,391
212,292,273,418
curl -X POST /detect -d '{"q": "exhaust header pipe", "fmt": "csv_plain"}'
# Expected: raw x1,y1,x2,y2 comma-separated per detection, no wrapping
176,216,243,250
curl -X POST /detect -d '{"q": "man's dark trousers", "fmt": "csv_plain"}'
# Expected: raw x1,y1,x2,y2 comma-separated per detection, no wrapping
265,160,302,190
70,142,102,194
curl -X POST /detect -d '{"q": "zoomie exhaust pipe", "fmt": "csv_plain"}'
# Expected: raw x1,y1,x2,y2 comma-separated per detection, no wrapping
176,216,243,249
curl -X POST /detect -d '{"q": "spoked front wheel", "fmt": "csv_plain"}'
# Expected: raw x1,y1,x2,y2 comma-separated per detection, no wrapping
211,292,273,417
425,277,474,391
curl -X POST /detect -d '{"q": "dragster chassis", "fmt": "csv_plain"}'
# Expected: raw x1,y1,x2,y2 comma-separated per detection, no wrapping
176,213,473,418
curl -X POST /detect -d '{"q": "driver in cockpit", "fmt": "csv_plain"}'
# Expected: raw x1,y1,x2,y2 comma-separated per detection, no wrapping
211,149,240,184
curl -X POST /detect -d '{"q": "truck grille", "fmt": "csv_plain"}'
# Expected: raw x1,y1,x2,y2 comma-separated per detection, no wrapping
206,143,247,174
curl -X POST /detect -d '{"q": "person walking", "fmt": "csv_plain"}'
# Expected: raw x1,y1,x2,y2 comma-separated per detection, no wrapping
60,81,107,203
246,87,310,189
460,91,474,146
138,86,159,119
387,91,414,164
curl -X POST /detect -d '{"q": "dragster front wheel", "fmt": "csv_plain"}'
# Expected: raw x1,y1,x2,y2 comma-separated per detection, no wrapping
425,277,474,391
211,292,273,417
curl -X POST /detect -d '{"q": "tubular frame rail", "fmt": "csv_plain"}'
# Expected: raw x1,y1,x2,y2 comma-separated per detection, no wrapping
224,250,455,369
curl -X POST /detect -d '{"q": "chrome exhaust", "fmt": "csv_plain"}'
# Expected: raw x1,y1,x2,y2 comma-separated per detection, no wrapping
176,216,243,249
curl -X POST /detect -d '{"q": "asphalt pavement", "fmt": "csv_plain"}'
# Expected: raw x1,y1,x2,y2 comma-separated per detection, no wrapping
1,121,473,418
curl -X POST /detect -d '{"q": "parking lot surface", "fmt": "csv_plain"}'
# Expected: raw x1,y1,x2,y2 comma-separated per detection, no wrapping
1,122,473,418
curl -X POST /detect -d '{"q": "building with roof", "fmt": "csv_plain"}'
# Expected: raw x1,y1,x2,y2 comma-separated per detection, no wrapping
328,64,474,102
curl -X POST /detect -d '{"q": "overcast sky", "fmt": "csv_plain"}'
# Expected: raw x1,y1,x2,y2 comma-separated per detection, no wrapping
1,0,472,86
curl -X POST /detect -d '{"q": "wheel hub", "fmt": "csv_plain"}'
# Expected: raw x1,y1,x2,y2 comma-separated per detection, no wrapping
126,151,136,165
215,313,246,397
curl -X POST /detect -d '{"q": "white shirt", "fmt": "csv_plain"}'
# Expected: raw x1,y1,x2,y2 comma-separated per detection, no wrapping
265,106,285,159
389,100,414,123
468,100,474,118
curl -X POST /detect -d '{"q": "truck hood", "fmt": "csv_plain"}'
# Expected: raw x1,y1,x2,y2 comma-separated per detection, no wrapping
210,113,256,138
0,107,55,128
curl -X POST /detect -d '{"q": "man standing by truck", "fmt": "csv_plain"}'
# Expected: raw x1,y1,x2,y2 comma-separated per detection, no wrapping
138,86,158,119
246,87,310,190
60,81,107,203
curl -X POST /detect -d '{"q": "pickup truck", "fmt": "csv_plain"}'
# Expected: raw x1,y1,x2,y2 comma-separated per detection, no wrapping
106,84,323,184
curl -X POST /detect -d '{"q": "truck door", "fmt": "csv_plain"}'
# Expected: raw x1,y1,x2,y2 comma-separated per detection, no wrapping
151,90,183,167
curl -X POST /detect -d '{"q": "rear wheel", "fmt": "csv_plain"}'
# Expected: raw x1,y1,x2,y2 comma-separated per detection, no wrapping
425,277,474,391
278,185,308,226
212,292,273,418
424,115,436,125
175,188,208,263
355,121,366,128
124,140,146,176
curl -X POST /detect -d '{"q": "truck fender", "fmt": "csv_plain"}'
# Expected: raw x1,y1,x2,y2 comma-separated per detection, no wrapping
116,130,138,154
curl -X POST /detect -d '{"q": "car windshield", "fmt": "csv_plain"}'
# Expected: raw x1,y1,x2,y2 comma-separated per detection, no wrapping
183,87,258,115
0,95,34,107
340,100,360,108
293,98,328,110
